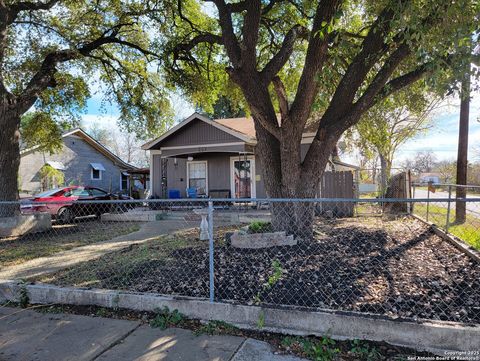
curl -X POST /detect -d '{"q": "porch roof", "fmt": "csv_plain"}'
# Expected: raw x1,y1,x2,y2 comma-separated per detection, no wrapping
160,143,255,158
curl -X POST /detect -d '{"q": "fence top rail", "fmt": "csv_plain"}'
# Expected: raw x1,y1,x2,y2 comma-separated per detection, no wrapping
1,197,480,205
412,183,480,189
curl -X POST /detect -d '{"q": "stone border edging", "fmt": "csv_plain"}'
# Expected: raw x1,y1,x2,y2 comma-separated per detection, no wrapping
0,281,478,355
411,214,480,262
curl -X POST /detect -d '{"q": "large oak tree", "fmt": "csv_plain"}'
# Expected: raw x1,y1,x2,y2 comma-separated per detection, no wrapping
0,0,172,210
163,0,478,236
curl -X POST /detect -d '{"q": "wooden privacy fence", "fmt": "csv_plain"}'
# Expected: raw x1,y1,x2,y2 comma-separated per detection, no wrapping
317,171,355,217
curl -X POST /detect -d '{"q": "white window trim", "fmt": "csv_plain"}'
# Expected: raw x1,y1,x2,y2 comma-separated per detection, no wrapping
230,156,256,199
91,167,102,181
120,172,129,190
186,160,208,196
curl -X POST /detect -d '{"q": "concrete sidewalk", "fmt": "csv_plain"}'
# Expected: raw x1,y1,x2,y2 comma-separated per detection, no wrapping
0,306,306,361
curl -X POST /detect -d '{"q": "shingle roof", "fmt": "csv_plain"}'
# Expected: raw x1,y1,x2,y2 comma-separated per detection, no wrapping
214,116,318,138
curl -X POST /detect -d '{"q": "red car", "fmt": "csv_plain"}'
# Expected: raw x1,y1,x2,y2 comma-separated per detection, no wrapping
21,186,131,223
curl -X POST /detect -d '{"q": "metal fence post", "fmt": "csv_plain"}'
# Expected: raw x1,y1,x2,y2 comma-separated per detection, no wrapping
426,185,430,222
208,201,214,303
446,185,452,233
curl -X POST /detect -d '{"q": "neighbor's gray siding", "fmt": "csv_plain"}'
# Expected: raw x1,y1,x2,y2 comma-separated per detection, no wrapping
153,119,241,149
19,135,125,194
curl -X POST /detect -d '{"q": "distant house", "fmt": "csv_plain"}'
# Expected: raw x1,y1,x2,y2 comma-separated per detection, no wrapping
418,173,441,184
19,128,137,195
142,113,358,199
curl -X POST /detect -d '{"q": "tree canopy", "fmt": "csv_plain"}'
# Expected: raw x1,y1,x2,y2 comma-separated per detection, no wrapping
346,83,440,187
1,0,174,141
156,0,479,236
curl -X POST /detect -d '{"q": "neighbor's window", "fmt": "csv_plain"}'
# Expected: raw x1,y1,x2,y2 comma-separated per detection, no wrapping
90,163,105,180
91,168,101,180
188,162,207,195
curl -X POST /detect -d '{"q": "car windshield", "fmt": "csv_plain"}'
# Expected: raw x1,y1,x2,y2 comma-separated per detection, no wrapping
34,188,65,198
69,188,90,197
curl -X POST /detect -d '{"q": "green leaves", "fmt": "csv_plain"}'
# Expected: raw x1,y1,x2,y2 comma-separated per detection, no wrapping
20,112,64,154
5,0,174,141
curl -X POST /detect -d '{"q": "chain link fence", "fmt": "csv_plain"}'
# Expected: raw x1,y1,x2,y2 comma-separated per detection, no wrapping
1,197,479,325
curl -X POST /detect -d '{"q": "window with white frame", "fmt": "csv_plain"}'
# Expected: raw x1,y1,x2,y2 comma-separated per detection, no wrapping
187,161,207,195
90,163,105,180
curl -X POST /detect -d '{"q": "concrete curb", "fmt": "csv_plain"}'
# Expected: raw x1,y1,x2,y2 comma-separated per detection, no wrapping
1,281,478,355
411,214,480,262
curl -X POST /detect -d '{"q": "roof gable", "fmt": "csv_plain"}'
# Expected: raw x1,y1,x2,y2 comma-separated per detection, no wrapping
21,128,136,170
142,113,256,150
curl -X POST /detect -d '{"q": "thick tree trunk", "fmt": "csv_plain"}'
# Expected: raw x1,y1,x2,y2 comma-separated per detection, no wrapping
455,75,470,224
0,99,21,217
257,122,337,240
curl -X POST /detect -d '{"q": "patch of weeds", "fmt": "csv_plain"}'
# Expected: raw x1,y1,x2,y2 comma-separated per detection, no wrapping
194,320,238,336
150,306,185,330
281,335,340,361
95,308,109,317
38,305,67,314
254,259,284,304
18,283,29,308
350,339,381,360
257,311,265,329
248,221,272,233
112,293,120,311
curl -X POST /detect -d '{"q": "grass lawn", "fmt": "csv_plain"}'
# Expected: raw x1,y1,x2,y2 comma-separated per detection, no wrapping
0,220,141,267
413,204,480,250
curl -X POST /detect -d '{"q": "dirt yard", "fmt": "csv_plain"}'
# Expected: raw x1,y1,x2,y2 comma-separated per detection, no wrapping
35,216,480,324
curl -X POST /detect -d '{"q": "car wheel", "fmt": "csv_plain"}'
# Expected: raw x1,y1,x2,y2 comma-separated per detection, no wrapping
57,207,74,224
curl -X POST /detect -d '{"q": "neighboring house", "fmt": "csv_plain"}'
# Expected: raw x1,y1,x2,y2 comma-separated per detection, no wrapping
19,128,137,195
417,173,441,184
142,113,358,199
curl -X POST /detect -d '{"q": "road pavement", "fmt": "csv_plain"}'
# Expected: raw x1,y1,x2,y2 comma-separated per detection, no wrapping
413,189,480,216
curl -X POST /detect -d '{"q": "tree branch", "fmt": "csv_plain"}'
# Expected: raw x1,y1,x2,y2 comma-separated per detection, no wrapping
260,24,309,82
208,0,242,66
288,0,342,125
17,28,158,113
241,0,261,67
273,76,289,119
8,0,60,25
375,63,430,101
350,44,411,116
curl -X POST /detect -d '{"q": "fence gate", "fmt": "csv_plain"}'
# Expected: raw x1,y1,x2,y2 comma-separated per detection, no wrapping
317,171,354,217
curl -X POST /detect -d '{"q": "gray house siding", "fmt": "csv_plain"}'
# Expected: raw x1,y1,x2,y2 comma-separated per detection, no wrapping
157,119,241,148
150,143,342,199
20,135,127,194
151,152,268,198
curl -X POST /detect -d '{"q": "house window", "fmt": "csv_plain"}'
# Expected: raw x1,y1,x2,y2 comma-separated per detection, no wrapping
187,161,207,195
90,163,105,180
121,172,129,190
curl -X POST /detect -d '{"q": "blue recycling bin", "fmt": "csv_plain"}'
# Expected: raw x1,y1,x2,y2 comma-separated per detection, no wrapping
168,189,181,199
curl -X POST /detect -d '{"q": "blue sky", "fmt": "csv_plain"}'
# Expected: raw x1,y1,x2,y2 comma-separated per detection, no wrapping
81,91,480,166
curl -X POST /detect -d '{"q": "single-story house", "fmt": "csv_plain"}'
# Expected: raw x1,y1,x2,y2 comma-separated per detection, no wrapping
19,128,137,195
142,113,359,199
417,173,441,185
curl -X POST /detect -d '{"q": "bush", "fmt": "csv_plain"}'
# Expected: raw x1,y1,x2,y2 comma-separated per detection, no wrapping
248,221,272,233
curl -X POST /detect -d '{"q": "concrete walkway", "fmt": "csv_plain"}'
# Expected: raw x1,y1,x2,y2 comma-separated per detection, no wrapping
0,306,306,361
0,221,198,280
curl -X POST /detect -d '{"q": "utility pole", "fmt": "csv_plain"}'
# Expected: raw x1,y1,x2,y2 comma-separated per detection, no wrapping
455,72,470,224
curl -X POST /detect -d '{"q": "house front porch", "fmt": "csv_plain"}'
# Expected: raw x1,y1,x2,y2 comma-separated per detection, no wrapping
152,147,265,199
